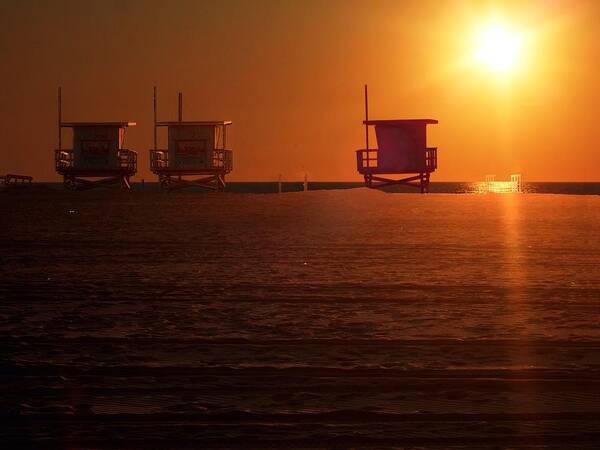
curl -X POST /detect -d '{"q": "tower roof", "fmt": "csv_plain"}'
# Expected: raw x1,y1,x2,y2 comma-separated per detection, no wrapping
363,119,438,126
60,122,136,128
155,121,232,127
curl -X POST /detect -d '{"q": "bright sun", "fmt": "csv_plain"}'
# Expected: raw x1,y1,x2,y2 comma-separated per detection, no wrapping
474,23,523,74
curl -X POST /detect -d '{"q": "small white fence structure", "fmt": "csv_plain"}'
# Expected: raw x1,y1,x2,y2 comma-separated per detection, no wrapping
482,174,523,193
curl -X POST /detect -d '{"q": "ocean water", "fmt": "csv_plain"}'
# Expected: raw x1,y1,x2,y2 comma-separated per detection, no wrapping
1,189,600,448
32,180,600,194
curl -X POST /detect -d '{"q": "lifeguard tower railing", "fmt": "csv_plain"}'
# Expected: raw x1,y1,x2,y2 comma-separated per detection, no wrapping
55,148,137,175
356,147,437,173
150,147,232,174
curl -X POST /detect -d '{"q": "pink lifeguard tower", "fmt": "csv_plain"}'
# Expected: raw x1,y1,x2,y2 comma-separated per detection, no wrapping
356,85,438,193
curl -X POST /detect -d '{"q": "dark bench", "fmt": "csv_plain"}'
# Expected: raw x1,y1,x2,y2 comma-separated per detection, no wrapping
3,174,33,185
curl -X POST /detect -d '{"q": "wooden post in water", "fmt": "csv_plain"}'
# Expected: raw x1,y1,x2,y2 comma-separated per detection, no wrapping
303,173,308,192
178,92,183,122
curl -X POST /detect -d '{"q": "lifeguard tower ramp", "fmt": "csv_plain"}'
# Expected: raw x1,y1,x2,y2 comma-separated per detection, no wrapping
356,86,438,193
54,88,137,190
150,88,233,191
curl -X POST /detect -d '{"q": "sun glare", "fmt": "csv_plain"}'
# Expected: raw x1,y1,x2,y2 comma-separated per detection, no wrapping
474,23,524,74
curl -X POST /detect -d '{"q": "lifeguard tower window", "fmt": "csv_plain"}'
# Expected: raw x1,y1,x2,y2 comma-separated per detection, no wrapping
169,125,214,170
73,126,124,170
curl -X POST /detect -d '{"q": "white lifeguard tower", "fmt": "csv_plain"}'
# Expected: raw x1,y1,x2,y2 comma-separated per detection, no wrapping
356,85,438,193
54,88,137,190
149,88,233,191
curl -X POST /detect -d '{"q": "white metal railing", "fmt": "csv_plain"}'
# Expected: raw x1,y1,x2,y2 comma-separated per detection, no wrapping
150,149,169,170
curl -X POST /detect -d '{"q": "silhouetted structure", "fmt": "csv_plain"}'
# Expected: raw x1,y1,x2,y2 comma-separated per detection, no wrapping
150,88,233,191
356,85,438,193
3,174,32,186
54,88,137,190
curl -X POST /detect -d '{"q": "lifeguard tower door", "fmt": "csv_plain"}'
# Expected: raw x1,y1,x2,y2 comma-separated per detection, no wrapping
168,125,215,170
72,126,122,170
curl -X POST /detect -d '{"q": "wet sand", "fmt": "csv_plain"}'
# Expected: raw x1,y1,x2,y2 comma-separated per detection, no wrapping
1,189,599,448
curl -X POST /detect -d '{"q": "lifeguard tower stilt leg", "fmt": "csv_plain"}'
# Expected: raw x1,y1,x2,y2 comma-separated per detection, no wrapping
420,172,430,193
159,173,226,191
363,173,431,192
62,173,133,191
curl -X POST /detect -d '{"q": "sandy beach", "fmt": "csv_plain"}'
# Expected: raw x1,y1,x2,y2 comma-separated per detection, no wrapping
1,189,599,448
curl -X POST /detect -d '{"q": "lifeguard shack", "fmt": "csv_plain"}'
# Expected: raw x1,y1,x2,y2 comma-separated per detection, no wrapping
150,88,233,191
54,88,137,190
356,85,438,193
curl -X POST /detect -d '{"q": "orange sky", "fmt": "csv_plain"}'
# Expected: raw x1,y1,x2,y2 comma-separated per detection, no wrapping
0,0,598,181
